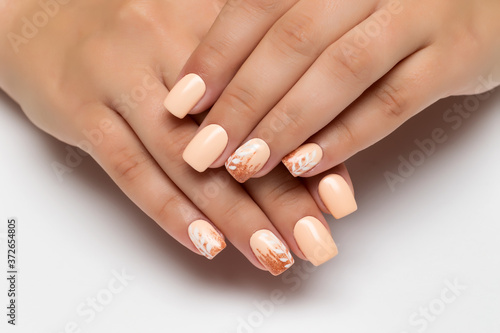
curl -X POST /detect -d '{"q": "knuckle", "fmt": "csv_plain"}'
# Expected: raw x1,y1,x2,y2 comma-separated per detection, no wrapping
116,1,163,32
375,82,407,118
332,117,359,148
324,44,372,83
244,0,281,13
221,85,260,118
222,0,280,21
264,177,303,207
221,198,249,223
269,105,306,139
198,37,234,73
271,13,316,57
155,194,185,222
110,146,150,183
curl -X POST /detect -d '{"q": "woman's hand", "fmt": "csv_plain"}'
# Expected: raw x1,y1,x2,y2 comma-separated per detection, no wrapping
171,0,500,181
0,0,356,275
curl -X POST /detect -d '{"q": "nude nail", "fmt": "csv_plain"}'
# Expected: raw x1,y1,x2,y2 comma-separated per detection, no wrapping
282,143,323,177
183,124,228,172
294,216,338,266
188,220,226,260
318,174,357,219
225,138,270,183
164,73,206,119
250,230,294,276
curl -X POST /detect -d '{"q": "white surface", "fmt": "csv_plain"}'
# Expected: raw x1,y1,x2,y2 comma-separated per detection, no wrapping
1,88,499,333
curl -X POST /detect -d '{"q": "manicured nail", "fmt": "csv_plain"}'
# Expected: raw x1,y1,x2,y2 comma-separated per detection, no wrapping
225,138,270,183
282,143,323,177
183,124,228,172
164,73,206,119
188,220,226,260
294,216,338,266
250,230,294,276
318,174,357,219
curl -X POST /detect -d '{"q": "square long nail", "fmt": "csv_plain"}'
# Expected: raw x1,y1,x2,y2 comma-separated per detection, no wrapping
183,124,228,172
164,73,206,119
250,230,294,276
294,216,338,266
282,143,323,177
188,220,226,260
225,138,270,183
318,174,357,219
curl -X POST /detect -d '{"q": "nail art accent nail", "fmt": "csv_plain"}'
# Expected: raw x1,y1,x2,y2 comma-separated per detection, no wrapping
294,216,338,266
318,174,357,219
250,230,294,276
183,124,228,172
225,138,270,183
188,220,226,260
164,73,206,119
282,143,323,177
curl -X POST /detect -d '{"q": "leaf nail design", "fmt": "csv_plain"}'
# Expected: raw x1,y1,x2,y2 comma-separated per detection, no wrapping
225,139,271,183
188,220,226,260
250,230,294,276
283,143,323,177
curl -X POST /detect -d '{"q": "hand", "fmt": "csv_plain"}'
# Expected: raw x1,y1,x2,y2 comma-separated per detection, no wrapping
169,0,500,182
0,0,356,275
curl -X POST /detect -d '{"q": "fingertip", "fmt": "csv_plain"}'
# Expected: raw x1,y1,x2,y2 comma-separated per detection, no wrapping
164,73,206,119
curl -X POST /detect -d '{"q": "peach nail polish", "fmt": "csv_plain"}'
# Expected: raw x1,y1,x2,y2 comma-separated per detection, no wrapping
318,174,357,219
164,73,206,119
225,138,270,183
250,230,294,276
294,216,338,266
188,220,226,260
183,124,228,172
282,143,323,177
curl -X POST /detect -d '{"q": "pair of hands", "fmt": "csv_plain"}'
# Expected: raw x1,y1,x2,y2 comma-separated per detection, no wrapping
1,0,498,276
0,0,350,276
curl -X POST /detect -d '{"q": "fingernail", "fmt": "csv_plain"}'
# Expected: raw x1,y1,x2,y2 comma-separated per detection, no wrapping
183,124,228,172
318,174,357,219
164,73,206,119
250,230,294,276
294,216,338,266
188,220,226,260
282,143,323,177
225,138,270,183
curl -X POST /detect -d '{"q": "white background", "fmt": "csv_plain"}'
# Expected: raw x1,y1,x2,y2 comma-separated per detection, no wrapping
1,87,499,333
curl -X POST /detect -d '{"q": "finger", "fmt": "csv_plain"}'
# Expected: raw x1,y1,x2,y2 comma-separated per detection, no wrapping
75,104,226,259
165,0,298,118
182,0,374,173
238,3,431,181
119,71,295,275
244,164,340,266
289,46,448,178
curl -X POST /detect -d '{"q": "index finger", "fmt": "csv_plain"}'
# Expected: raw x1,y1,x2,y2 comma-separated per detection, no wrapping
164,0,297,118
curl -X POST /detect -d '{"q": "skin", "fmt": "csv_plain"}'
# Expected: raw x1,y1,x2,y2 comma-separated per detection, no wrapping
179,0,500,179
0,0,353,274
